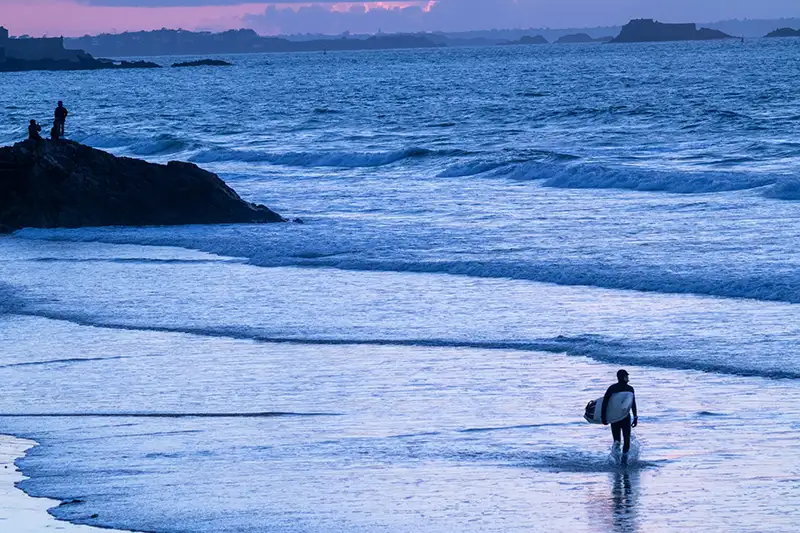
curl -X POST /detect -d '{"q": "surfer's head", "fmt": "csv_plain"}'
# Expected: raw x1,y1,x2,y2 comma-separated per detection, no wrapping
617,369,629,383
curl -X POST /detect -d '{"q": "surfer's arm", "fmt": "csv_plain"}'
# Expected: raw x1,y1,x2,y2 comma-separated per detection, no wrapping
631,389,638,427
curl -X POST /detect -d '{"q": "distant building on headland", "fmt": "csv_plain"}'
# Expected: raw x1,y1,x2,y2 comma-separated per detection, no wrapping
0,26,86,63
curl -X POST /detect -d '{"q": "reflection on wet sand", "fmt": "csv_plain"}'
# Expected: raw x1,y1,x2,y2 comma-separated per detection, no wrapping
611,469,639,533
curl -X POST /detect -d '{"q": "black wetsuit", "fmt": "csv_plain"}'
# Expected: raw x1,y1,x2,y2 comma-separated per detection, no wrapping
601,382,637,453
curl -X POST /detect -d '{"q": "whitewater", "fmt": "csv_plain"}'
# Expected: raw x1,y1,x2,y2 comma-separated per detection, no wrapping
1,38,800,532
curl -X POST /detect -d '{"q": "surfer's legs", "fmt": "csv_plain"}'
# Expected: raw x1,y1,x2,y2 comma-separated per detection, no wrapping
611,421,622,445
610,416,632,453
620,417,631,453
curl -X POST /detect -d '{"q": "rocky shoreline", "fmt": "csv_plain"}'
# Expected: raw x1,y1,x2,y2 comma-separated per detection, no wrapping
0,140,284,232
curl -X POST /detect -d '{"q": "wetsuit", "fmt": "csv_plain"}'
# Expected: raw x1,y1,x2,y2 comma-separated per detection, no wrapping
601,382,637,453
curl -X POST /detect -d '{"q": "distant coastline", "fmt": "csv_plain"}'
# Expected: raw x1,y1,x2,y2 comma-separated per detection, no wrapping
2,16,800,72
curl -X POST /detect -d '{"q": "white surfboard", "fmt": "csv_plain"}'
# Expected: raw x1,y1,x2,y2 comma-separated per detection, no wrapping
584,392,634,425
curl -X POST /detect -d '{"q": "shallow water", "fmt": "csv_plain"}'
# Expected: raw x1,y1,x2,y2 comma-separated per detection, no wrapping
1,39,800,531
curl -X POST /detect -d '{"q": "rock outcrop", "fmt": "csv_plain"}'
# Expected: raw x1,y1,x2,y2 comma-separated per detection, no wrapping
0,140,284,232
501,35,548,45
555,33,613,44
610,19,733,43
172,59,232,67
765,28,800,38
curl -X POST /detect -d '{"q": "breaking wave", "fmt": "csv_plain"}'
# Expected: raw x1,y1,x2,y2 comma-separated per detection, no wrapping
494,161,778,194
190,147,464,168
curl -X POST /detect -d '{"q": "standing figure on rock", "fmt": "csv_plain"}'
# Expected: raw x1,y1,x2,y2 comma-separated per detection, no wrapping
28,119,42,141
54,101,68,136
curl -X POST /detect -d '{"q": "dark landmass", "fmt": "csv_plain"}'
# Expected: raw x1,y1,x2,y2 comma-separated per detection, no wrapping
172,59,232,67
0,56,160,72
0,140,283,232
765,28,800,38
66,29,441,57
610,19,734,43
0,27,160,72
555,33,614,44
500,35,548,45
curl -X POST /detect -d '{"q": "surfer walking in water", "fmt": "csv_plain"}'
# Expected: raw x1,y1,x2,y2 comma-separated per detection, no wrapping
602,369,638,464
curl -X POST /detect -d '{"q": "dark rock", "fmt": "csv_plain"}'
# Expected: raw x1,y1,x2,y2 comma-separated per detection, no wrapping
0,140,284,231
500,35,548,45
765,28,800,38
0,56,160,73
610,19,734,43
113,60,161,69
556,33,613,44
172,59,233,67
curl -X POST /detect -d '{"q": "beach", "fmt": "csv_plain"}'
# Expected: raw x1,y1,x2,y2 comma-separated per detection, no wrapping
0,435,128,532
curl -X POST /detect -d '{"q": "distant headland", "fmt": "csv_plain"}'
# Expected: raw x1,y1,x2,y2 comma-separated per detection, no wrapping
0,26,159,72
66,29,441,58
609,19,733,43
765,27,800,38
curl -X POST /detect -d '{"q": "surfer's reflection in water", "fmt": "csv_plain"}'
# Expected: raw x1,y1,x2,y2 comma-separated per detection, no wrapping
610,469,640,533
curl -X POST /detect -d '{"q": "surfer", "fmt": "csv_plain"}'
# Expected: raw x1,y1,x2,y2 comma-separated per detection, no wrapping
602,369,638,463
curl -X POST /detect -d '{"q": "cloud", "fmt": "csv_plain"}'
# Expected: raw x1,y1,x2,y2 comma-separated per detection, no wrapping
243,0,800,35
4,0,800,37
76,0,343,5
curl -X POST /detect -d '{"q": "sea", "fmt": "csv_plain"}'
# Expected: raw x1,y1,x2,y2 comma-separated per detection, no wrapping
1,38,800,532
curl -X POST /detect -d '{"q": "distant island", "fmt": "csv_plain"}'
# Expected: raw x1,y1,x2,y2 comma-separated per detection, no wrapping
555,33,613,44
66,29,441,57
765,28,800,38
500,35,548,45
0,26,159,72
610,19,734,43
172,59,232,68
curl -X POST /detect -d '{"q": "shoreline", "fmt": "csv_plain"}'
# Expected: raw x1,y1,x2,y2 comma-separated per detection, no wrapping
0,434,130,533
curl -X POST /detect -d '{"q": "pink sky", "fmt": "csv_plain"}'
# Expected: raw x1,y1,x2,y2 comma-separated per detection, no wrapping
1,1,424,36
3,0,270,36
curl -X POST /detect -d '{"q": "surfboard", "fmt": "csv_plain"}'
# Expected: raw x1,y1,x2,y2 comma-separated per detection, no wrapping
584,392,634,425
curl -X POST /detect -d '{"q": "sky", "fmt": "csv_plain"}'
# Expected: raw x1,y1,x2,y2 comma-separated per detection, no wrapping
2,0,800,37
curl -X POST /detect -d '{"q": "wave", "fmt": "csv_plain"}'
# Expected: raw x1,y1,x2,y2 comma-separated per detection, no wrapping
438,151,577,178
15,228,800,305
70,131,193,157
7,302,800,380
763,180,800,200
190,147,464,168
127,134,191,156
496,160,777,194
0,282,23,316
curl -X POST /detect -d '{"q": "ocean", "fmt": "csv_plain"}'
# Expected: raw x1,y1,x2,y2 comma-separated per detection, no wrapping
1,38,800,532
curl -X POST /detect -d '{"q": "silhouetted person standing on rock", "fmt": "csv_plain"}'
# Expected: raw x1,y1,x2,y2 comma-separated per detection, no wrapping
54,101,68,136
28,120,42,141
